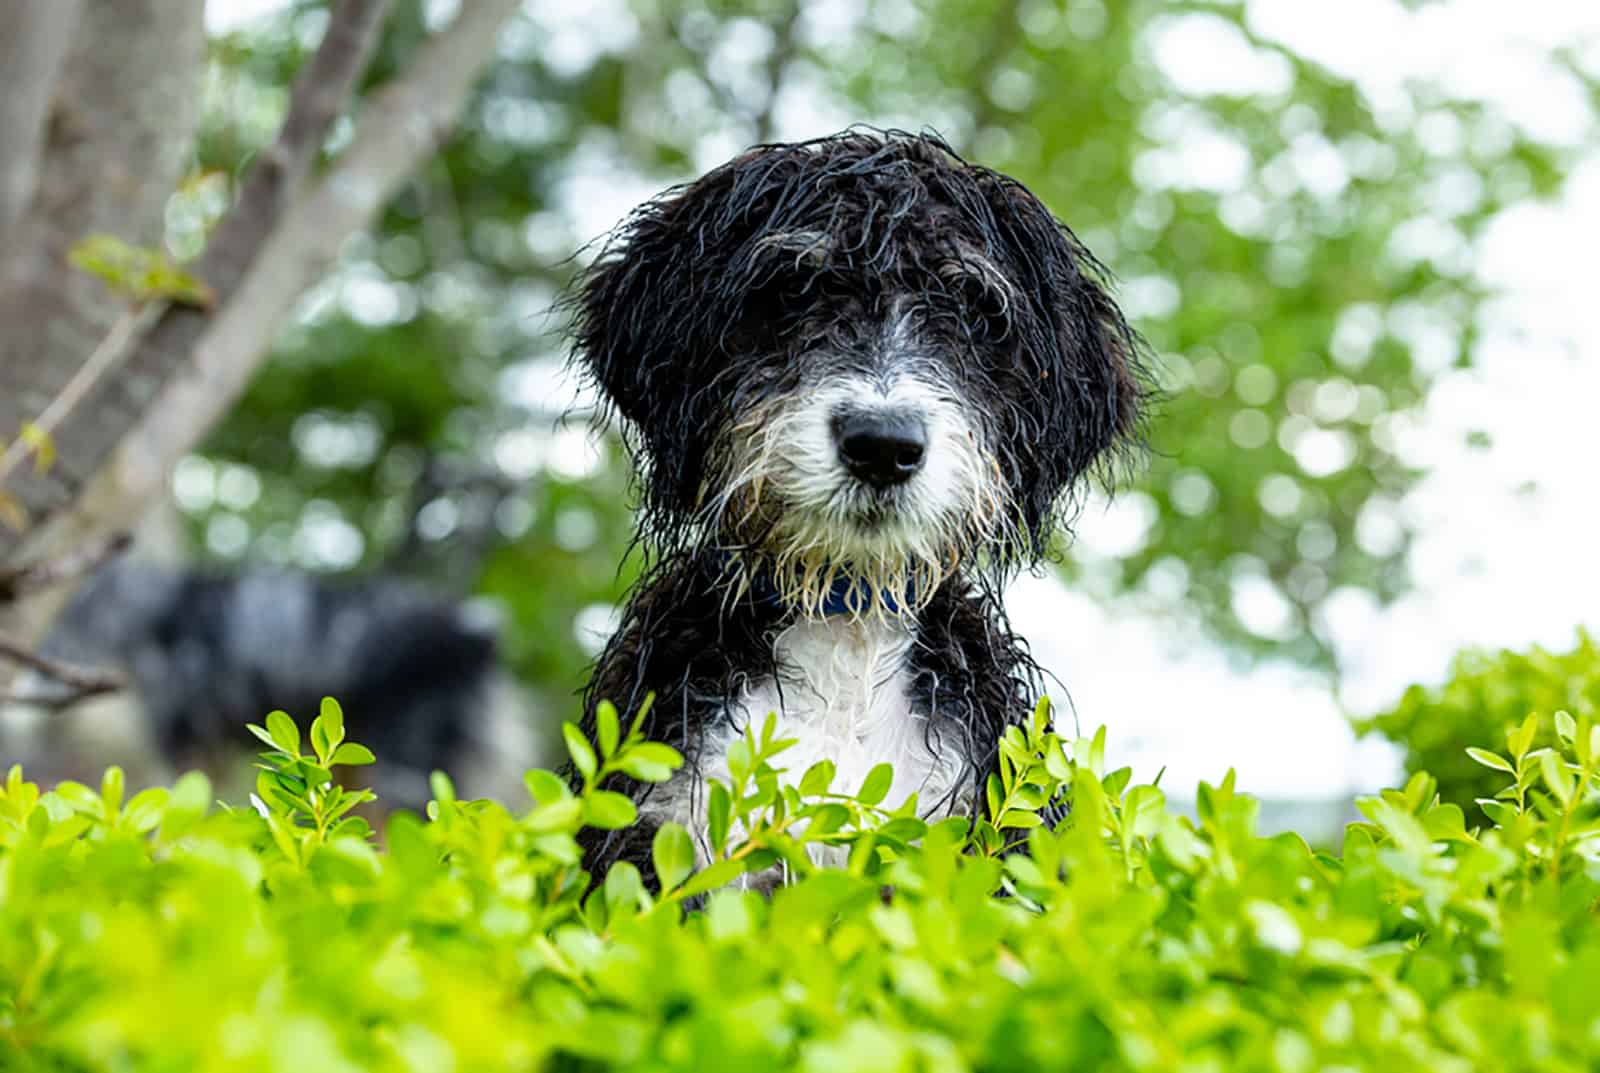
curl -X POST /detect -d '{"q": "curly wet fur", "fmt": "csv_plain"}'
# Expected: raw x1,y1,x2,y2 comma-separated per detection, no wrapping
568,129,1146,882
578,554,1035,876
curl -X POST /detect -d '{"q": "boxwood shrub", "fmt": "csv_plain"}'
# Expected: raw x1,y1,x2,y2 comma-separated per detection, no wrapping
1357,629,1600,814
4,694,1600,1071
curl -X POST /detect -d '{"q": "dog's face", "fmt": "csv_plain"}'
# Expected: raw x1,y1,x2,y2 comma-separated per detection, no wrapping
575,131,1142,611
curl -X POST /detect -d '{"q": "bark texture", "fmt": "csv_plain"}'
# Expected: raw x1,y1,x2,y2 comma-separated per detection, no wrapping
0,0,206,488
0,0,84,249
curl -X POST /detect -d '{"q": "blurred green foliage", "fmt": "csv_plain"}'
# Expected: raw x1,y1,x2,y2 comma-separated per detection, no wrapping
9,698,1600,1068
1357,630,1600,815
178,1,1596,712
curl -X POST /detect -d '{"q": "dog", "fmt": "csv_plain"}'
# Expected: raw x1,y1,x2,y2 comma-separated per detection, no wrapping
1,559,539,809
570,129,1145,881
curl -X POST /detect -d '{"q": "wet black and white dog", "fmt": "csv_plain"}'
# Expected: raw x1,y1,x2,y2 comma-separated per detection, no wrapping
572,130,1145,877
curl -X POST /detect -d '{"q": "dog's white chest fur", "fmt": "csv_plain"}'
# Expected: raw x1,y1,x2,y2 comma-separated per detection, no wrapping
646,615,965,863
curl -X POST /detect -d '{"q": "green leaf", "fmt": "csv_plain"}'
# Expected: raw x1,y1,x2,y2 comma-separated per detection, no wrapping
564,723,597,781
68,233,215,304
52,781,99,816
603,862,644,917
161,771,212,838
800,760,836,796
1554,710,1577,746
652,822,695,892
804,804,851,840
321,696,346,742
524,769,570,805
15,422,55,475
265,711,300,757
308,697,344,764
525,797,583,834
1043,737,1072,782
1465,747,1513,774
292,759,333,790
245,723,277,751
331,743,375,767
1540,750,1573,805
707,781,732,855
254,769,293,814
1029,694,1051,741
874,817,927,845
100,766,124,816
1508,713,1539,760
263,811,300,865
856,763,893,807
677,856,748,899
726,737,753,783
121,788,168,834
705,890,753,941
596,700,620,759
614,742,683,783
584,790,637,830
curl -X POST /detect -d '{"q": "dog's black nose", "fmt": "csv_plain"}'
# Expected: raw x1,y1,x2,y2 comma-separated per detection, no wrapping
834,411,927,489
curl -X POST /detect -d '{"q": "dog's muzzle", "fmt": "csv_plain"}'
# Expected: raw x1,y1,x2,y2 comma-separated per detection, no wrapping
832,409,927,490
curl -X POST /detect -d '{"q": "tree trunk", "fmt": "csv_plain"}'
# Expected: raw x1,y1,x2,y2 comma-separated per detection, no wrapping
0,0,85,250
0,0,206,482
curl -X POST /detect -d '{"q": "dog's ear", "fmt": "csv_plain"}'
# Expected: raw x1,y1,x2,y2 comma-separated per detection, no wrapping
572,172,740,523
977,174,1146,553
573,195,693,429
572,150,806,527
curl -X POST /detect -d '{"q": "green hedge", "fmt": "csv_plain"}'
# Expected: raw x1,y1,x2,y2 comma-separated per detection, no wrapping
5,695,1600,1071
1357,629,1600,813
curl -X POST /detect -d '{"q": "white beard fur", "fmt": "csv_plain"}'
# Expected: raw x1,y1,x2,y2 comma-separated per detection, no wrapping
640,613,969,881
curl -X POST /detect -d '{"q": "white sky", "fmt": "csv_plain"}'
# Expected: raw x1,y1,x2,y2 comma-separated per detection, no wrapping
206,0,1600,800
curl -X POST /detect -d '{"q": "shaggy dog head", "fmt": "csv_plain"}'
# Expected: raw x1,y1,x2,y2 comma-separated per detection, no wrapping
574,129,1144,614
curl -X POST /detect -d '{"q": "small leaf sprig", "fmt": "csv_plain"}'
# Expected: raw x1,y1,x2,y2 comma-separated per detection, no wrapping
248,697,377,865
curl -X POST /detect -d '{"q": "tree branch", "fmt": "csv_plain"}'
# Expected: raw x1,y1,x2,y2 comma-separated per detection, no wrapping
0,531,130,607
0,634,125,703
102,0,522,503
0,307,157,491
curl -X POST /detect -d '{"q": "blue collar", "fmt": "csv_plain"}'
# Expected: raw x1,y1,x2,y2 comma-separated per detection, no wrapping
716,553,914,617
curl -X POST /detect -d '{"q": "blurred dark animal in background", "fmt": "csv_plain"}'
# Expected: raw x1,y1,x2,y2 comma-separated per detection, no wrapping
1,558,541,810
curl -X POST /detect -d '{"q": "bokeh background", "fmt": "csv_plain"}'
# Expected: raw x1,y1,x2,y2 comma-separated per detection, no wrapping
184,0,1597,823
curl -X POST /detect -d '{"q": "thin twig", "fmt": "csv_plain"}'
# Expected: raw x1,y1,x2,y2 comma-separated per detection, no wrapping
0,305,159,489
0,634,125,699
0,530,131,601
0,531,130,604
